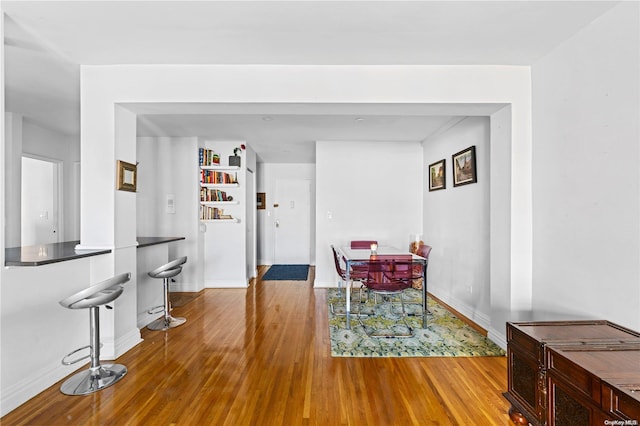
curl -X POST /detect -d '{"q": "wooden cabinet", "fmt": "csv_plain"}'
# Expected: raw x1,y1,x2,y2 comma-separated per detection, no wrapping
546,344,640,425
504,320,640,425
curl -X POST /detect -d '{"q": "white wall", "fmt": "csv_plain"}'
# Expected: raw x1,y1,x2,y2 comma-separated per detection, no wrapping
423,117,491,329
22,120,80,242
257,163,316,265
79,64,532,342
4,115,79,246
531,2,640,330
1,258,94,414
137,136,200,290
315,140,424,287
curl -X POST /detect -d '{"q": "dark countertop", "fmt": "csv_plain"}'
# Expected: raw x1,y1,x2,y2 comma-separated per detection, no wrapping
136,236,185,248
5,240,111,267
5,237,185,266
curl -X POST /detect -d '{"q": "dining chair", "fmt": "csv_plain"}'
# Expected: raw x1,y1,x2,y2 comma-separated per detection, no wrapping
412,244,432,289
330,245,368,314
359,254,414,337
350,240,378,249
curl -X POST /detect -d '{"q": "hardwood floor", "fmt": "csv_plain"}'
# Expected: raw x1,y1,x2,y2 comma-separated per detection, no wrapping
2,267,512,425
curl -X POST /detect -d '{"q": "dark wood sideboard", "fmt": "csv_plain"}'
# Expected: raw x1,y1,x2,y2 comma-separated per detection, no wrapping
504,320,640,425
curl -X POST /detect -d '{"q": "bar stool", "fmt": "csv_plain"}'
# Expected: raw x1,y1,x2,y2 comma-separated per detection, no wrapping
58,272,131,395
147,256,187,331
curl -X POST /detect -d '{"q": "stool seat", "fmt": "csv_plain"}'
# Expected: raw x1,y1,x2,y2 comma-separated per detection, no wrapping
147,256,187,331
59,272,130,396
59,273,127,310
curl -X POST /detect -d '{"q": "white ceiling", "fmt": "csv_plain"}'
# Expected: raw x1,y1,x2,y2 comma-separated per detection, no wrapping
2,1,618,163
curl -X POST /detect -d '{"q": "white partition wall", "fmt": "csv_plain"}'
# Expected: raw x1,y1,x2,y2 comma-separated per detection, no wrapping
315,140,424,286
79,64,532,346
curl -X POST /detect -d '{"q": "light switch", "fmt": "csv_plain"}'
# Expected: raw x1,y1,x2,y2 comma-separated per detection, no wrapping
167,194,175,214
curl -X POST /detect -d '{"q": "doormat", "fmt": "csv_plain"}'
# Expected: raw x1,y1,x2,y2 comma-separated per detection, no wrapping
262,264,309,281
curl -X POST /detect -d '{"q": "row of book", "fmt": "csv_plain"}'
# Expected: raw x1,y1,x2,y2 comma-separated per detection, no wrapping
200,188,232,202
200,205,233,220
199,148,220,166
200,170,238,184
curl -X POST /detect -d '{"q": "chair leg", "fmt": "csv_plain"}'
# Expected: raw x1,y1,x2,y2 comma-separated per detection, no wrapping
359,292,414,338
147,278,186,330
60,306,127,395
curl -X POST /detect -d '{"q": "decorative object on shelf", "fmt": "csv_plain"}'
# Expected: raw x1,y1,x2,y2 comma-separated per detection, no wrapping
116,160,137,192
452,145,477,187
257,192,265,210
428,159,446,191
229,144,245,167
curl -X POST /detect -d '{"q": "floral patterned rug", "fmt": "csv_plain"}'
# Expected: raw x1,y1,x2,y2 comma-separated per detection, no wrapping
328,288,505,357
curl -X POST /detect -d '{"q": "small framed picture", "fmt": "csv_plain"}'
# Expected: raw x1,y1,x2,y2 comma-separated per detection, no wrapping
452,146,477,187
116,160,137,192
256,192,266,210
428,159,446,191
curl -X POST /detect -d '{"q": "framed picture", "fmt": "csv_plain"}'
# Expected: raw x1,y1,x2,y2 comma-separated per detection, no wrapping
256,192,266,210
428,159,446,191
116,160,137,192
452,146,477,187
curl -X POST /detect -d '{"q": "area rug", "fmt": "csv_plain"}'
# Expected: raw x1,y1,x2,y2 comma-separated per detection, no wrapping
262,264,310,281
327,288,505,357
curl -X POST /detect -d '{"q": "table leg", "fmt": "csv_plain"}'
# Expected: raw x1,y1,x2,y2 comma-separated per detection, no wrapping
422,261,427,328
345,260,351,329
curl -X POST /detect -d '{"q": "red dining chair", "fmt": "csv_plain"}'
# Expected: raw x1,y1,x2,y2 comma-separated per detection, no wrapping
350,240,378,249
359,254,414,337
412,244,432,290
330,245,368,314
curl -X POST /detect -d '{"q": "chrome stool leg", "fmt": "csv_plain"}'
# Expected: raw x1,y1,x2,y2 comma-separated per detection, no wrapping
147,276,186,331
61,305,126,395
59,272,130,395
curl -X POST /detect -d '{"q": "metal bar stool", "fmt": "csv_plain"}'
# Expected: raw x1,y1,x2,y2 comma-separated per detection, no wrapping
58,272,131,395
147,256,187,331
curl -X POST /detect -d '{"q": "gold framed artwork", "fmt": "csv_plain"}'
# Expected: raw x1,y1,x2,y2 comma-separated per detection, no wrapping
257,192,266,209
452,146,477,187
116,160,137,192
428,159,446,191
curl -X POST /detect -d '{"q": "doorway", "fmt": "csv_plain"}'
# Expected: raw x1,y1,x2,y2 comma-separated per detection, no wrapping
274,179,311,264
21,156,60,246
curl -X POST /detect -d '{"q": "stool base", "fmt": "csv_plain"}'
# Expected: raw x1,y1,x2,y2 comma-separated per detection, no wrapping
147,315,186,331
60,364,127,396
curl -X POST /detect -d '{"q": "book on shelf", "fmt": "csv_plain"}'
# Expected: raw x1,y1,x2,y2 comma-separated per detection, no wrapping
199,148,221,166
199,205,235,221
200,169,238,184
200,187,230,202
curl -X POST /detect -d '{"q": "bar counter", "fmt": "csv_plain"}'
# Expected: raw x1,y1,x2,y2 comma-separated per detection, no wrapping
4,240,111,267
5,237,186,266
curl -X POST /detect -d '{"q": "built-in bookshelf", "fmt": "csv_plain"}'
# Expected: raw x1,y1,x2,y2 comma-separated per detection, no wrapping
199,148,240,222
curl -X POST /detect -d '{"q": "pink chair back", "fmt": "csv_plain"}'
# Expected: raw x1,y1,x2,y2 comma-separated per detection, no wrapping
330,245,346,279
350,240,378,249
416,244,432,259
365,255,414,292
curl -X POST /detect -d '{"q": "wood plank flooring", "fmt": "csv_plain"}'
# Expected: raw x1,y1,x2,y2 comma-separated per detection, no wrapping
2,267,512,425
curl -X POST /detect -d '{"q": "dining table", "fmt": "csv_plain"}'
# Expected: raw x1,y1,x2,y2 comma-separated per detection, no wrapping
338,245,428,330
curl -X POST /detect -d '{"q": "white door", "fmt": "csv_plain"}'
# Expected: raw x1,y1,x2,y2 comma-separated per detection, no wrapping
21,156,59,245
274,179,311,264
